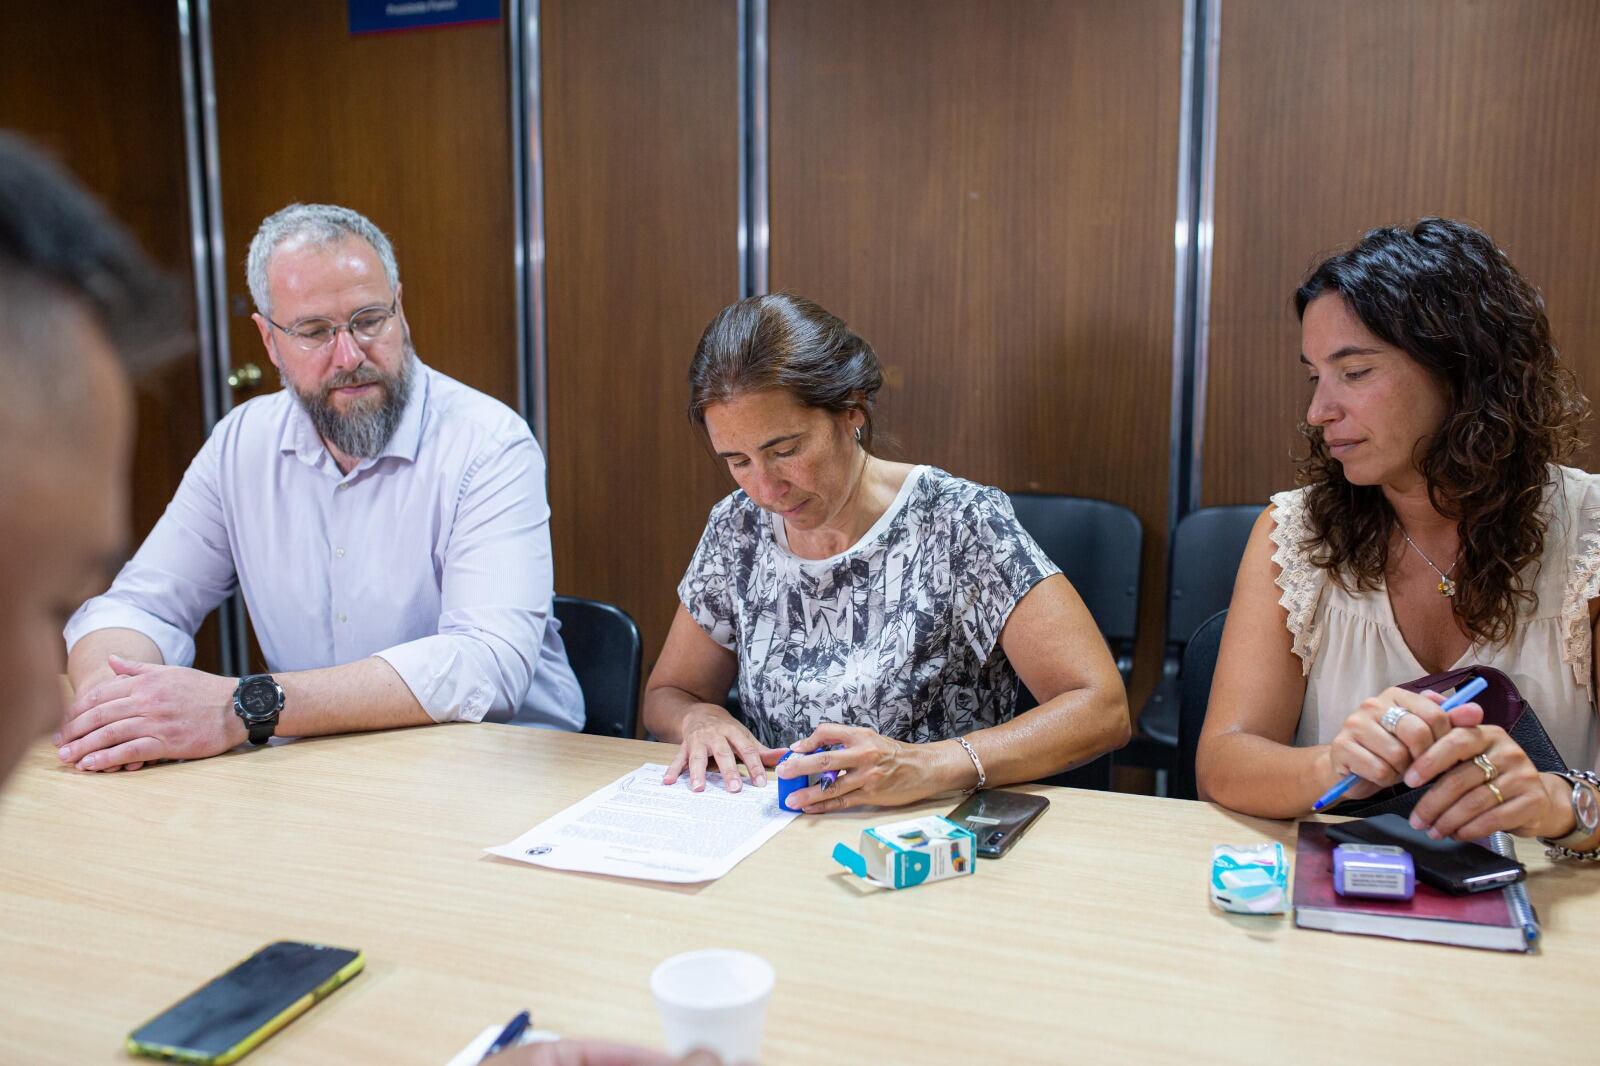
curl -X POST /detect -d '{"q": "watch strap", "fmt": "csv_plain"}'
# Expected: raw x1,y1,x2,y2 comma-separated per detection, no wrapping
1540,770,1600,860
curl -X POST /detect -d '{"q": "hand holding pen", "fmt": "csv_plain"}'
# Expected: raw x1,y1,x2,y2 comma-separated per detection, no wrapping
1313,676,1488,812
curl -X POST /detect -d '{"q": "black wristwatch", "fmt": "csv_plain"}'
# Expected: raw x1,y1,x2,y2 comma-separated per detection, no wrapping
232,674,285,747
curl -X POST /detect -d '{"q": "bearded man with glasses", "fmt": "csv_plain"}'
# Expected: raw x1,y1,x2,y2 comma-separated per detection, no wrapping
58,203,583,773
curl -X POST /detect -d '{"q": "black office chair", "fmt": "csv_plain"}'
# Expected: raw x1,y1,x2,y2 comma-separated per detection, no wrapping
1008,493,1142,685
1118,505,1259,790
1007,493,1143,792
1170,608,1228,801
1138,505,1260,746
553,595,642,740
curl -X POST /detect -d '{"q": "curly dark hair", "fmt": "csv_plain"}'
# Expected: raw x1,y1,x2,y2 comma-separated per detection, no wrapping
1293,217,1589,644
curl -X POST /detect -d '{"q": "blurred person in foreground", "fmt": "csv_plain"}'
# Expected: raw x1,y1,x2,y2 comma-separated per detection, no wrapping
0,131,176,788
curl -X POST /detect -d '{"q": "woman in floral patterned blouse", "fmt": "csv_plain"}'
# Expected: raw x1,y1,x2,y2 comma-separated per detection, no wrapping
642,294,1129,814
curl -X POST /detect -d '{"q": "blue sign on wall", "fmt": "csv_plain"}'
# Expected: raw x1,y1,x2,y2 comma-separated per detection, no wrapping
348,0,501,36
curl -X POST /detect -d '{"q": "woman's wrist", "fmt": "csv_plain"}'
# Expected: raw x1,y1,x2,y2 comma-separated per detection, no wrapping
650,692,732,743
1531,772,1579,840
932,737,982,794
1310,746,1345,795
682,701,736,732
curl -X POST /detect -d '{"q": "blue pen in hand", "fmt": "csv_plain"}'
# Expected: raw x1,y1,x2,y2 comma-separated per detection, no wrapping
1311,675,1489,813
479,1009,531,1062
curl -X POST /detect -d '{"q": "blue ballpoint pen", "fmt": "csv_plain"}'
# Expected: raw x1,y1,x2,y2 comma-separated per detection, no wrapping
1311,675,1489,812
480,1010,531,1062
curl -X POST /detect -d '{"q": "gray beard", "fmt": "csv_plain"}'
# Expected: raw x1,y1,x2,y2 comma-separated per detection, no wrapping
291,343,416,460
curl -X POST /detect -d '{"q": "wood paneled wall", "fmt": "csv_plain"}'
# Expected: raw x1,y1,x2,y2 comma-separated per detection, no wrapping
1203,0,1600,507
543,0,741,667
0,3,219,669
17,0,1600,724
210,3,517,409
768,0,1185,707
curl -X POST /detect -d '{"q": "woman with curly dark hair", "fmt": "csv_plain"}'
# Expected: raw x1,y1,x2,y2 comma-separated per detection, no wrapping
1198,218,1600,859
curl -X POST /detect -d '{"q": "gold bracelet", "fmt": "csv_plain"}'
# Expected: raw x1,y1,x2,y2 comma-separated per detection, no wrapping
955,736,986,794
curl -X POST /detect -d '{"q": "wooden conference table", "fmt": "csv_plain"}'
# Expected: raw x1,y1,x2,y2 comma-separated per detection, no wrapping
0,725,1594,1064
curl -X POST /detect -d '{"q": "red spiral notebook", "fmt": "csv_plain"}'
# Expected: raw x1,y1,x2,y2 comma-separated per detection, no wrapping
1292,822,1532,953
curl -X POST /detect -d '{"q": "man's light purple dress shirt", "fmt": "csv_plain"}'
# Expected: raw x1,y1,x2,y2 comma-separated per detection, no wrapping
66,363,584,729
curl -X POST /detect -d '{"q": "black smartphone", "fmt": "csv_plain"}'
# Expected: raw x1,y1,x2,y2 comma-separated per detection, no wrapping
126,941,365,1065
1325,814,1525,894
947,789,1050,858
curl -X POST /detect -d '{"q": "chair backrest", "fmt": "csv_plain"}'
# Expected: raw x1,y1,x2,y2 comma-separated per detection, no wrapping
1006,493,1139,792
553,595,642,740
1166,505,1260,643
1007,493,1142,673
1171,608,1228,801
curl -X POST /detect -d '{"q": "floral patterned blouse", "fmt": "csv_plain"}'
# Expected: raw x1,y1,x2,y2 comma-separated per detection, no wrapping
679,466,1059,747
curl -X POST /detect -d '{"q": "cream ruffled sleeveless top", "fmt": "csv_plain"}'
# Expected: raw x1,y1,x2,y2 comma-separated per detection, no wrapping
1272,465,1600,772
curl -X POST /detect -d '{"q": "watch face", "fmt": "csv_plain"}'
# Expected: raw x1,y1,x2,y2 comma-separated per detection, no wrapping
1577,784,1600,834
238,678,281,720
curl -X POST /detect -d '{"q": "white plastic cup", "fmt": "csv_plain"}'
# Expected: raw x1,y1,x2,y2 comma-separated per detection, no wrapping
650,949,775,1065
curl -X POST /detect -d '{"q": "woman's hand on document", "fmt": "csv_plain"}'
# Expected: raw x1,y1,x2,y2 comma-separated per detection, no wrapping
662,704,786,794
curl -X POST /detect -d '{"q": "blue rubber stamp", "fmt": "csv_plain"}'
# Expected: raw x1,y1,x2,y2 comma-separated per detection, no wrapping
776,748,840,812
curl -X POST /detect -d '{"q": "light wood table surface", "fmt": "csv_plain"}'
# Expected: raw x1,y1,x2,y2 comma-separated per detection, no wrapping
0,725,1593,1064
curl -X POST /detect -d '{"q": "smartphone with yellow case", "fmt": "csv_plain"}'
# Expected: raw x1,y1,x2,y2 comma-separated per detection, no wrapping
126,941,363,1064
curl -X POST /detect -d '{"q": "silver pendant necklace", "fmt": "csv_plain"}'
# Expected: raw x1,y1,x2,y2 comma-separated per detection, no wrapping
1398,525,1459,597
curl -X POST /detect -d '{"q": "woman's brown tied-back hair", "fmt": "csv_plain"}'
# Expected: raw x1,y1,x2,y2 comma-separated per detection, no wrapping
1293,217,1589,644
688,293,884,451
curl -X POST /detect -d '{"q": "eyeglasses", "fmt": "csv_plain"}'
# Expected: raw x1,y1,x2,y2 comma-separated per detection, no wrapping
268,297,397,352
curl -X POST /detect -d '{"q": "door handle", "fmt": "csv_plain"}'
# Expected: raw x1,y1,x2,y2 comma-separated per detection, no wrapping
227,363,263,390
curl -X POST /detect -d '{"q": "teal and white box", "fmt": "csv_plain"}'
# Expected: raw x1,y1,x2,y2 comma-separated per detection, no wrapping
832,815,976,889
1209,842,1289,914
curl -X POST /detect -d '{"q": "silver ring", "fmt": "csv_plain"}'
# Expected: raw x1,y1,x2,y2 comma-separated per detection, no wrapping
1380,706,1412,735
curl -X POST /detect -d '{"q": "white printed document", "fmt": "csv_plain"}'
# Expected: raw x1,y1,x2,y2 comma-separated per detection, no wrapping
487,763,799,883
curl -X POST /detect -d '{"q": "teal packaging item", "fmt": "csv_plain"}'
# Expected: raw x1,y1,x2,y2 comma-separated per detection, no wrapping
1210,842,1289,914
832,815,976,889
